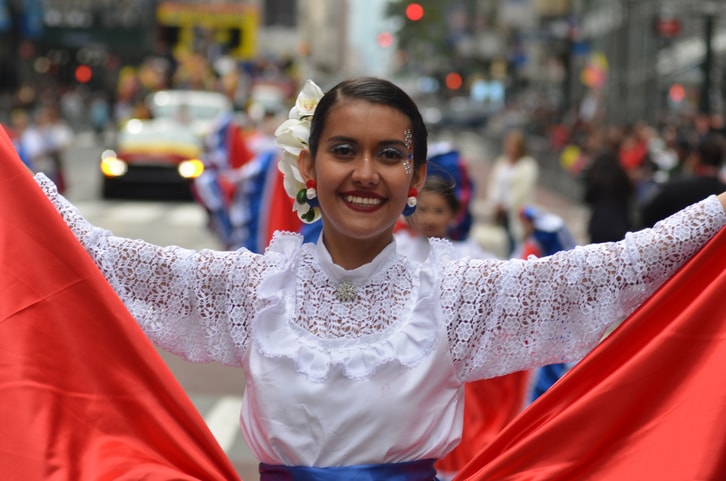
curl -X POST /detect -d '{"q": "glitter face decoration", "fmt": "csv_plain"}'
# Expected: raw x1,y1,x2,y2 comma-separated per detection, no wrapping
403,129,413,174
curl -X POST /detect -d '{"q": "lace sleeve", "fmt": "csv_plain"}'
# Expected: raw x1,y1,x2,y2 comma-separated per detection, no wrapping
444,196,726,382
35,174,272,366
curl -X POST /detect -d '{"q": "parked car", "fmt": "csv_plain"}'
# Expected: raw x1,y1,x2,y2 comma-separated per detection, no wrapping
438,96,490,130
100,89,232,199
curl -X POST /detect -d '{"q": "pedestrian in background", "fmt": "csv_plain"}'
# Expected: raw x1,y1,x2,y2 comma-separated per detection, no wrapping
641,136,726,228
6,109,37,170
41,104,73,194
89,92,111,146
583,148,635,243
13,108,49,174
486,129,539,256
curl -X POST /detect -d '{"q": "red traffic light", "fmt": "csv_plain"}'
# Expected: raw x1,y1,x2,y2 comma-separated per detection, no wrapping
406,3,424,21
445,72,462,90
669,84,685,103
75,65,93,83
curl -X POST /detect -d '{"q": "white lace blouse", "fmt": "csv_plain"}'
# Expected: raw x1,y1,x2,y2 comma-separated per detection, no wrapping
37,174,725,467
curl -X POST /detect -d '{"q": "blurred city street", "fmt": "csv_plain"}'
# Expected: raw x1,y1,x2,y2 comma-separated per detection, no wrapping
4,0,725,478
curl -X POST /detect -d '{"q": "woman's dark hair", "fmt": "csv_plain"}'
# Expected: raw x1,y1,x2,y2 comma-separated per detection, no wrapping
422,173,459,214
308,77,428,168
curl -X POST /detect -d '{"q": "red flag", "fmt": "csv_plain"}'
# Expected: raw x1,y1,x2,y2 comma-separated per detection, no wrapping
0,129,241,479
457,225,726,479
262,163,303,246
227,123,254,170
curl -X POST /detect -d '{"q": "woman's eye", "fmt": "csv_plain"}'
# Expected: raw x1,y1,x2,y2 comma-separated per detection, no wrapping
378,147,405,161
330,144,355,156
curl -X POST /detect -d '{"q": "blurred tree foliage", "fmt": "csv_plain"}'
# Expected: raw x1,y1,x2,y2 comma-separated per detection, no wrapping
385,1,449,66
385,0,483,74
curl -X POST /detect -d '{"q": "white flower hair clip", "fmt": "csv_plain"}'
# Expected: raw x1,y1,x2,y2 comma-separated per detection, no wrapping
274,79,325,223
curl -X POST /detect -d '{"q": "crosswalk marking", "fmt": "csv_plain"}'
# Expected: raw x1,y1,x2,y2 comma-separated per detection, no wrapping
166,204,209,226
204,395,245,453
76,201,206,226
74,199,220,250
74,201,104,218
105,202,165,223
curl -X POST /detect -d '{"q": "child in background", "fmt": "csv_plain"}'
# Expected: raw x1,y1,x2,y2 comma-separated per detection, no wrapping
396,173,494,261
396,174,531,481
515,205,577,259
426,141,475,241
516,205,578,403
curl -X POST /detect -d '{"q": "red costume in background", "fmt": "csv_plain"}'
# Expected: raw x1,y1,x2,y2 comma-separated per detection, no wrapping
435,372,530,478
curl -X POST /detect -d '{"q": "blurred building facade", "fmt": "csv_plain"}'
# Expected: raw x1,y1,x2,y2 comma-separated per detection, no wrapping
0,0,305,123
573,0,726,125
388,0,726,128
3,0,726,129
0,0,357,103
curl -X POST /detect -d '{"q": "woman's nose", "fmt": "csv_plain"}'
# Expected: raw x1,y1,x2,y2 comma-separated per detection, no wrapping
351,157,379,185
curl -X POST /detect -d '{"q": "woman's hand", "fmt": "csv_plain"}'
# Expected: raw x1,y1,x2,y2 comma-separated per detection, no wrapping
719,192,726,212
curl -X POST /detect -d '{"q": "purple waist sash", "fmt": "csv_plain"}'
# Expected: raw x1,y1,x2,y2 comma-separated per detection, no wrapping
259,458,439,481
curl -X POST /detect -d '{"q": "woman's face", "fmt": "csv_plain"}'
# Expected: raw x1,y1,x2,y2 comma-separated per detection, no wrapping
299,99,425,253
410,190,455,239
504,132,523,161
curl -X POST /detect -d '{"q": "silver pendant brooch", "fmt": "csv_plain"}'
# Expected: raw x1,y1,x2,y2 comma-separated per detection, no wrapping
334,280,356,302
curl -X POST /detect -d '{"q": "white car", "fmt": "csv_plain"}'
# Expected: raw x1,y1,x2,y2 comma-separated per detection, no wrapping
100,90,233,199
146,89,233,140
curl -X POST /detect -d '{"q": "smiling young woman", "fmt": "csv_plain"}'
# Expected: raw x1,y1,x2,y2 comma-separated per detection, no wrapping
298,99,426,268
29,76,726,481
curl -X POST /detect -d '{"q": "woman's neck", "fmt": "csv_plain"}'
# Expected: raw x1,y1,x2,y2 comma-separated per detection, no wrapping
322,233,393,270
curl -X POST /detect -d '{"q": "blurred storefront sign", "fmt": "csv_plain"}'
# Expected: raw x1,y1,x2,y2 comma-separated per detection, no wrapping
157,2,259,60
39,1,154,55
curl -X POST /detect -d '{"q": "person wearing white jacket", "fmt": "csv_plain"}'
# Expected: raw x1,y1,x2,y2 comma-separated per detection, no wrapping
487,129,539,256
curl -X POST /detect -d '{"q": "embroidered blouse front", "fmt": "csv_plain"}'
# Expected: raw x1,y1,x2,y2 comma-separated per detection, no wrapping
37,174,726,466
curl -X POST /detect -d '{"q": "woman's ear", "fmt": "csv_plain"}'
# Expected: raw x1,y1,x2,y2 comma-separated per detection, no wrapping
298,149,315,181
412,163,427,191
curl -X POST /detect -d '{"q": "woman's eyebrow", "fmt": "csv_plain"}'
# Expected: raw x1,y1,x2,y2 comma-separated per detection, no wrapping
325,135,356,143
325,136,406,148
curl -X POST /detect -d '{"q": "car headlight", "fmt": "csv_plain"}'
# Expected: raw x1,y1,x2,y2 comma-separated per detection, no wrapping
100,151,128,177
178,159,205,179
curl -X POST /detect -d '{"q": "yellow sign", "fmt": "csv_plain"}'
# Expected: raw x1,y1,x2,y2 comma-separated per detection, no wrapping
157,2,259,59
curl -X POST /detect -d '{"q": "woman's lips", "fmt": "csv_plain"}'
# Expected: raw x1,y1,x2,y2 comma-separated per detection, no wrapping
341,192,385,212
